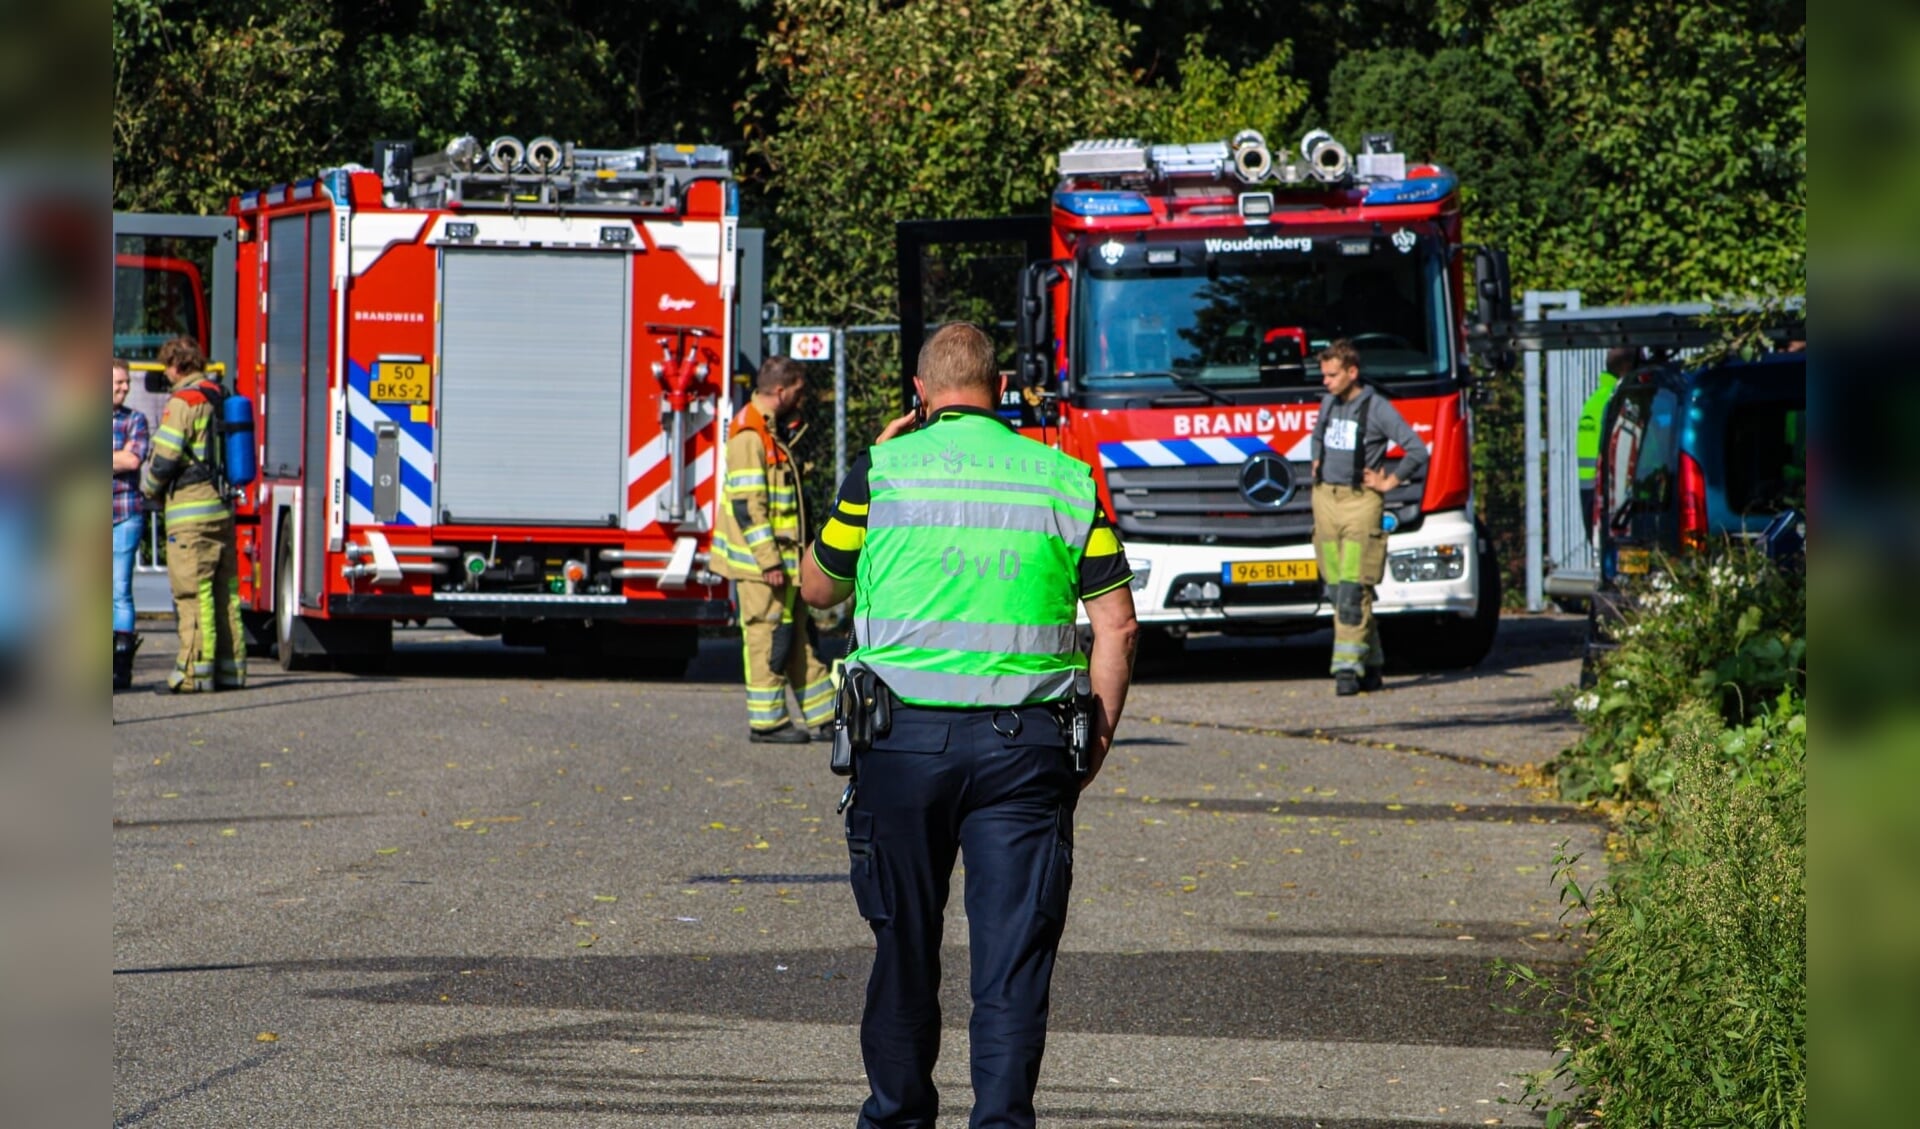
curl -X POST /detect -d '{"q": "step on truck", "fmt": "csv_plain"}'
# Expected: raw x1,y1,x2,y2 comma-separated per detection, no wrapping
129,134,745,674
900,129,1506,668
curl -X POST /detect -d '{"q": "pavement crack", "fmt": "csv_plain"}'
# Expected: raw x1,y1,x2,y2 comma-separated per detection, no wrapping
1146,714,1540,774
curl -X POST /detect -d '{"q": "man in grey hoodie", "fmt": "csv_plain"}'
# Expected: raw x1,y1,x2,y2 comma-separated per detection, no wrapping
1310,340,1428,695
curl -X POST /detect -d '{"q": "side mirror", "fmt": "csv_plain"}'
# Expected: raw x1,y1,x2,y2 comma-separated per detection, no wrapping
1016,260,1068,392
1472,247,1512,328
1468,246,1516,374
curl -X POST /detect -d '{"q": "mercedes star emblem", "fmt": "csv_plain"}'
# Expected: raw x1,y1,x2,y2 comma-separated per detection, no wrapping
1238,452,1296,509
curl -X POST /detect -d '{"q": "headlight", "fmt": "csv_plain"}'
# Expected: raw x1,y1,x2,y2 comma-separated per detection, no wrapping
1128,557,1152,592
1389,544,1466,582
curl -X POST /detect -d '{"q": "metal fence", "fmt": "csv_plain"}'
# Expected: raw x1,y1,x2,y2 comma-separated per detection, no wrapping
1521,292,1714,611
762,322,902,488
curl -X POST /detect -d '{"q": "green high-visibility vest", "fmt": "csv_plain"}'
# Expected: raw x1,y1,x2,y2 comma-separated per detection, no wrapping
1576,372,1618,487
851,413,1096,708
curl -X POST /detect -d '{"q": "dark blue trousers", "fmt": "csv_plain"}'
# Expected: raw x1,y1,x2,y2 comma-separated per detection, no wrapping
844,702,1077,1129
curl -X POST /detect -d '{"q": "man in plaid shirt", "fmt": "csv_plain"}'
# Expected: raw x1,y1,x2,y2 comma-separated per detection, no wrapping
112,357,150,690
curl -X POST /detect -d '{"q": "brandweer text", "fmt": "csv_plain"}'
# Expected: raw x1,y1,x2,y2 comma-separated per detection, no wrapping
1172,409,1319,437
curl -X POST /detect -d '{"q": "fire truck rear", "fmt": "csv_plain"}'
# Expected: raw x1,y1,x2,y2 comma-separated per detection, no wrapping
228,134,738,673
1014,129,1501,667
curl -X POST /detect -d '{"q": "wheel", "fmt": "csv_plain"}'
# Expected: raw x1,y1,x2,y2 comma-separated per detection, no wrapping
274,519,390,673
275,538,320,671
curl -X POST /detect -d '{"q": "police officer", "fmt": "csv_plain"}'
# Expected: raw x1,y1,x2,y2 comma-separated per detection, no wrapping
1310,339,1427,696
140,337,246,694
1578,347,1639,541
800,323,1139,1129
713,356,835,742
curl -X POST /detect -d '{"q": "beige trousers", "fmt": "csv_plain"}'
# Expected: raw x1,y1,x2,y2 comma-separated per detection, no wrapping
1311,483,1387,675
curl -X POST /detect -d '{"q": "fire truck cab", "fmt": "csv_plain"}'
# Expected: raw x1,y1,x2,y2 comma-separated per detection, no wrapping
902,128,1502,668
207,134,741,673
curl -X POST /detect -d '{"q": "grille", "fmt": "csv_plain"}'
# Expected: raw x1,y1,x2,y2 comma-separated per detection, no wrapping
1107,463,1314,541
1106,464,1425,543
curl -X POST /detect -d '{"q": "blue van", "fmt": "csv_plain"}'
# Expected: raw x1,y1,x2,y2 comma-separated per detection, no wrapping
1586,351,1806,669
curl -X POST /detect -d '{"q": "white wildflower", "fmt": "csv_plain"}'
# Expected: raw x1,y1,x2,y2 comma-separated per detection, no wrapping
1573,691,1600,713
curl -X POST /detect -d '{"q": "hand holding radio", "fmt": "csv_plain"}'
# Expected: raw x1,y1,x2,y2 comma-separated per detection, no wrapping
874,406,922,445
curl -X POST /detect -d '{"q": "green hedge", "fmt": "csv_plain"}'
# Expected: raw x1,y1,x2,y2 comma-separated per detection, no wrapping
1510,551,1806,1126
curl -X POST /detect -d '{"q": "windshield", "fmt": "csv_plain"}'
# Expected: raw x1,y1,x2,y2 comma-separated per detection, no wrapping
1073,230,1452,394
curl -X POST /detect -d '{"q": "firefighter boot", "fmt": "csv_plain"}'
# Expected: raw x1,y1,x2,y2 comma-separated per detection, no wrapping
112,632,140,692
1336,671,1360,697
750,724,811,745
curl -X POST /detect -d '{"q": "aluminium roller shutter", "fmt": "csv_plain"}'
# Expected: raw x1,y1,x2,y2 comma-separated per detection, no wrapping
437,249,628,525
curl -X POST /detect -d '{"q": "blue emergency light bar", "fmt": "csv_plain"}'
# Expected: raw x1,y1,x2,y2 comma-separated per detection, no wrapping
1054,190,1153,217
1362,170,1458,206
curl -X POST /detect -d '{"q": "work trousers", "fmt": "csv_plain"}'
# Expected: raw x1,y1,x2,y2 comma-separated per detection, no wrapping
735,577,833,732
165,518,245,692
113,512,145,633
1311,482,1387,675
846,702,1078,1129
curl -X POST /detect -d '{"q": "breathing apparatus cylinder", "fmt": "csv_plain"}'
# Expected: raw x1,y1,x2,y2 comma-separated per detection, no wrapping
222,392,257,488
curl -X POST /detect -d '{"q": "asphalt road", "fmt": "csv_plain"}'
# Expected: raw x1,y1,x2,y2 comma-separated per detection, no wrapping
113,615,1602,1127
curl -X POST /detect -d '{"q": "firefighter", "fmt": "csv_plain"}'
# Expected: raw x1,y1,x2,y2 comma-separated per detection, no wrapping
139,337,246,694
800,323,1139,1129
1310,339,1428,696
1578,347,1639,539
712,356,834,742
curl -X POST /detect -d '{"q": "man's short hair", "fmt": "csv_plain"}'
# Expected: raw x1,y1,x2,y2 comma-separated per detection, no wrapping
1318,339,1362,371
756,355,806,393
111,356,131,376
917,323,996,395
158,337,205,376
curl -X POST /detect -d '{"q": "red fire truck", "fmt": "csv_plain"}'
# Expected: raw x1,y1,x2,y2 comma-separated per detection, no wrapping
901,128,1507,667
207,135,740,672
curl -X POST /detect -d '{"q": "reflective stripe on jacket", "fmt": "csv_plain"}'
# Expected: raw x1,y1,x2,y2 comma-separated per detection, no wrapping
850,413,1095,708
1576,373,1619,486
140,378,231,529
712,401,804,579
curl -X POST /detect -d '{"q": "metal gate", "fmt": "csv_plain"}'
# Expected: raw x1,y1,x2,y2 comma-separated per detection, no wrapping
436,249,630,526
111,212,238,572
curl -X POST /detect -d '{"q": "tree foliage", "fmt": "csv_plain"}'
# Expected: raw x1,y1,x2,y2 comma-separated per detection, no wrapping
113,0,344,215
1458,0,1806,301
743,0,1147,326
344,0,618,153
1138,35,1310,147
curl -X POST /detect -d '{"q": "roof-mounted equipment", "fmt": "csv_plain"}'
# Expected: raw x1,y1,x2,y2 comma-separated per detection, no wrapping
386,135,732,214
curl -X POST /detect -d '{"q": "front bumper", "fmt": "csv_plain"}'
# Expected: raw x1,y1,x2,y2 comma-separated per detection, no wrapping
1118,509,1482,628
326,592,730,624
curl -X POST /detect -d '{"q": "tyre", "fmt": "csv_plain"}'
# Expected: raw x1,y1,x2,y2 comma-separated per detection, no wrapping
275,535,321,671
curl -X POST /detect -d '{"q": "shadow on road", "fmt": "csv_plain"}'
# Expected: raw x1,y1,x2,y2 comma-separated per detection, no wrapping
117,947,1564,1051
125,614,1581,695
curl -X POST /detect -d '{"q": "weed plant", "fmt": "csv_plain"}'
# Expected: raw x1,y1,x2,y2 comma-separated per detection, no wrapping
1509,546,1806,1127
1557,546,1805,805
